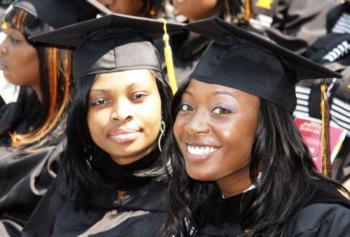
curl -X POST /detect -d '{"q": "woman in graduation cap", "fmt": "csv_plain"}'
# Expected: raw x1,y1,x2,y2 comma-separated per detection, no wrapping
20,14,182,237
160,18,350,237
0,0,98,236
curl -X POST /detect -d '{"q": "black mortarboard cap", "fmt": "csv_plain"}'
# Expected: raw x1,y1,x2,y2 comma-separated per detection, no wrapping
12,0,98,28
184,17,341,113
29,14,184,81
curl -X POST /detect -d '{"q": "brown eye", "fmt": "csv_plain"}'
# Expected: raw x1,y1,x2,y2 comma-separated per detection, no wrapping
178,103,193,112
131,92,148,101
90,97,109,106
212,107,231,114
9,36,20,45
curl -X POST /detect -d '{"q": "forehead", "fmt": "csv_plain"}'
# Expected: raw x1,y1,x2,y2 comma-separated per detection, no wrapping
91,69,157,89
185,79,251,96
183,79,260,106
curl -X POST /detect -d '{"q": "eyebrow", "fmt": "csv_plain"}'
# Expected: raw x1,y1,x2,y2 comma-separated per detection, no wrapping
184,90,235,98
90,89,108,92
90,82,151,92
183,91,193,96
213,90,236,98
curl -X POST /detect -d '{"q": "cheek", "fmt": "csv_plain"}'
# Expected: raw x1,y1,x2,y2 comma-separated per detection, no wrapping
187,117,257,181
12,46,40,86
139,96,162,138
200,0,218,9
87,109,109,142
191,0,218,14
220,117,258,169
173,116,186,147
110,0,142,14
26,50,40,82
223,117,257,156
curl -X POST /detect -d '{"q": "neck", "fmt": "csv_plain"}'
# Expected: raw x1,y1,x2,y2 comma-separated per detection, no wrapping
217,165,252,198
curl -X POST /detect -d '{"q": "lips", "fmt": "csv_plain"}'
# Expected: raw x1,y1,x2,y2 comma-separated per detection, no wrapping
187,144,218,155
109,127,141,144
0,62,7,70
185,143,220,161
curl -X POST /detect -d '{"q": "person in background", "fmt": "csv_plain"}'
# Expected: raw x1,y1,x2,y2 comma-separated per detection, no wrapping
21,14,181,236
161,18,350,236
0,0,98,236
96,0,165,17
262,0,341,55
170,0,248,85
0,0,17,108
294,0,350,191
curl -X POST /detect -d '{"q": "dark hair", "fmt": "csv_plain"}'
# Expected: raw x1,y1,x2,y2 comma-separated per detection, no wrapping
63,69,172,208
4,7,71,148
219,0,246,23
143,0,164,17
161,80,348,236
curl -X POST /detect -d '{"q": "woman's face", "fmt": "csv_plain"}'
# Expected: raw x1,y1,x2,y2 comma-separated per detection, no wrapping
97,0,146,16
0,26,40,89
174,79,260,187
87,69,162,165
172,0,219,21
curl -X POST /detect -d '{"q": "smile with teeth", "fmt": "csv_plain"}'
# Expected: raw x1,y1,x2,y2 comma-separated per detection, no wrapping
187,144,218,156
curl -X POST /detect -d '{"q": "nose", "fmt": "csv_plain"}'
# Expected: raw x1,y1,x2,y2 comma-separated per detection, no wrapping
184,109,210,136
110,99,132,122
0,38,8,57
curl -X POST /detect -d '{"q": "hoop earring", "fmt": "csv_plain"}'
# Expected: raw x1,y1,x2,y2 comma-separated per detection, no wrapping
158,120,166,152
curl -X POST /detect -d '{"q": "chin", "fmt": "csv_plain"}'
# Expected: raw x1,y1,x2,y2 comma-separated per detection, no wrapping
185,167,216,182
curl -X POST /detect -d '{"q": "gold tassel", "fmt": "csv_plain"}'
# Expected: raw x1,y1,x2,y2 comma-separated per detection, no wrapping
320,82,332,177
159,18,177,94
0,21,7,31
255,0,274,10
243,0,253,22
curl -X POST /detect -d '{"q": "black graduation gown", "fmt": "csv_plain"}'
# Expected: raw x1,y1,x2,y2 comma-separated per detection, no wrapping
0,88,41,146
194,184,350,237
21,171,167,237
0,92,66,236
0,140,65,237
0,96,5,109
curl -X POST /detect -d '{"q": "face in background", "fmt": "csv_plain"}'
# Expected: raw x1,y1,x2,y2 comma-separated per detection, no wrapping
97,0,146,16
174,79,260,193
172,0,220,21
0,26,40,91
87,69,162,165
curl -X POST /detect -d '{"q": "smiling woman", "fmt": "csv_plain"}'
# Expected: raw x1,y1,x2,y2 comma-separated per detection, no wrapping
161,18,350,237
174,80,259,193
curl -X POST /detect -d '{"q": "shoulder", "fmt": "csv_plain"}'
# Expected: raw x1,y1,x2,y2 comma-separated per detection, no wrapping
288,203,350,237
